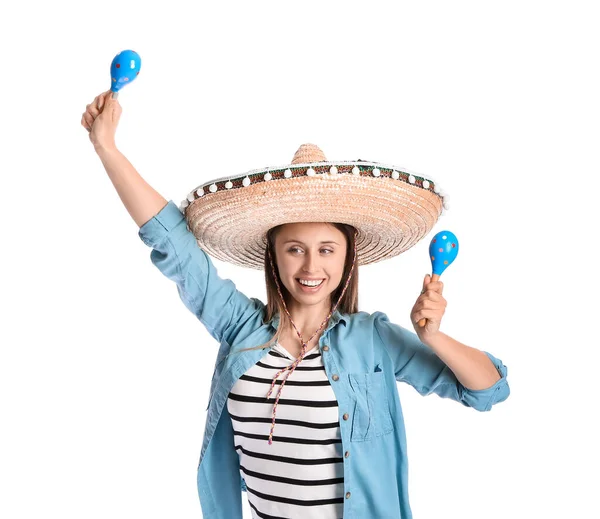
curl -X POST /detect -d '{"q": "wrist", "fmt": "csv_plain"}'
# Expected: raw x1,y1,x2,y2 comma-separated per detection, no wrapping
421,330,445,350
94,143,119,156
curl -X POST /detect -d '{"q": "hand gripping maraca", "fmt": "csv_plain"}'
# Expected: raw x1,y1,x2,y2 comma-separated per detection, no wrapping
418,230,459,328
110,50,142,99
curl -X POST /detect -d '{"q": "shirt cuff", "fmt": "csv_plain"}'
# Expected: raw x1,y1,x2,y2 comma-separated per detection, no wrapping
459,351,510,411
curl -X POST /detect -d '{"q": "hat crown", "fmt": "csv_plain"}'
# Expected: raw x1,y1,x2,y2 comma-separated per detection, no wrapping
291,143,327,164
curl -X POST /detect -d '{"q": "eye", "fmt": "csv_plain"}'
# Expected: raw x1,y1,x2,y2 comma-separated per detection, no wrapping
288,247,333,254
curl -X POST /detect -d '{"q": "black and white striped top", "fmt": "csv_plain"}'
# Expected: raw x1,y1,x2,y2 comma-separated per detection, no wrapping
227,342,344,519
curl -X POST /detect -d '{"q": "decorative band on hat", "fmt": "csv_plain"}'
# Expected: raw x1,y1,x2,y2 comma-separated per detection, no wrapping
180,162,444,211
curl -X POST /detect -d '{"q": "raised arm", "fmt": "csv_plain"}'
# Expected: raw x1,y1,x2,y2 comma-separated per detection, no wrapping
81,90,167,227
97,145,168,228
81,91,264,344
136,200,264,344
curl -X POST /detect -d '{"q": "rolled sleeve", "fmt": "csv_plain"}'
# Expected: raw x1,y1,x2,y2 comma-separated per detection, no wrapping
374,311,510,412
138,200,185,248
138,200,263,344
459,351,510,411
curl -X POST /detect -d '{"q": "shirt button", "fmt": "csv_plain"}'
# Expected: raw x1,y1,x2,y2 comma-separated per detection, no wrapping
323,345,329,351
346,491,351,499
332,374,339,381
344,451,350,458
343,413,349,420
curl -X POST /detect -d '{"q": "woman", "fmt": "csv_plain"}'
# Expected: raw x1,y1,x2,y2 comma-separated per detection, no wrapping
82,91,510,519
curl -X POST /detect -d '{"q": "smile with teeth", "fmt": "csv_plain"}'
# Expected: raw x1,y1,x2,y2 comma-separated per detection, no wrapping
296,278,325,288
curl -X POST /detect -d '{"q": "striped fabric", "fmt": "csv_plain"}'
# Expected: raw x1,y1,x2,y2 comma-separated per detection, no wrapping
227,342,344,519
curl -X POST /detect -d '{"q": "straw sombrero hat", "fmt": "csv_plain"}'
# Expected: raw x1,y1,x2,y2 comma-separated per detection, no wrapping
178,143,449,270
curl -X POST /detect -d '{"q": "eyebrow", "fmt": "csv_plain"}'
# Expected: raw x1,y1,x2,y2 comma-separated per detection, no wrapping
283,240,340,246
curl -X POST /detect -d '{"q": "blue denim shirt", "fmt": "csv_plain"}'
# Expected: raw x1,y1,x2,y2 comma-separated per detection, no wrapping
138,200,510,519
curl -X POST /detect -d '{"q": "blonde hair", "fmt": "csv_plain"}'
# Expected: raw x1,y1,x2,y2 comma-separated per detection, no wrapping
224,222,359,359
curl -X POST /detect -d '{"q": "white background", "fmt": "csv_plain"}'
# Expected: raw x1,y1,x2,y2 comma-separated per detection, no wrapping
1,1,598,517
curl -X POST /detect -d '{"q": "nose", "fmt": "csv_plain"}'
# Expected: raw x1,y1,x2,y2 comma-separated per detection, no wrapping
302,251,320,274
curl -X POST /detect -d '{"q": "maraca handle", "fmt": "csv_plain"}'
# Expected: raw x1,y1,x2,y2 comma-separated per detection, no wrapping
418,273,440,327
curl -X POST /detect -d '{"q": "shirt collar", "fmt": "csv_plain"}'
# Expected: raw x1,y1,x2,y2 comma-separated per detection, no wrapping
270,308,347,332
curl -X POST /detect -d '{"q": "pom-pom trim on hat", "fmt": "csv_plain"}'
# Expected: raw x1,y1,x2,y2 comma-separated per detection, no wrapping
179,161,445,213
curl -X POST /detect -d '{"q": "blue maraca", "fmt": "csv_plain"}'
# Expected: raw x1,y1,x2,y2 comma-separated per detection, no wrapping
110,50,142,99
418,230,459,327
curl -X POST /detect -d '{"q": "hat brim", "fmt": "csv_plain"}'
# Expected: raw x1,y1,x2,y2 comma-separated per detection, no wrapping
182,162,444,270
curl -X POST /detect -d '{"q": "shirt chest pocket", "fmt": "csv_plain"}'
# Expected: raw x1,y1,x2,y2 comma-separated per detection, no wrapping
347,363,394,442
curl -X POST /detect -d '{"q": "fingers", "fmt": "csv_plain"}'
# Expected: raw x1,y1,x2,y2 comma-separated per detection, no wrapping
417,297,446,311
423,281,443,295
412,308,440,325
100,91,121,120
81,90,121,137
81,94,102,131
81,90,114,131
414,277,446,330
413,294,446,326
86,102,100,119
81,111,93,131
420,289,444,302
98,90,113,110
412,298,446,319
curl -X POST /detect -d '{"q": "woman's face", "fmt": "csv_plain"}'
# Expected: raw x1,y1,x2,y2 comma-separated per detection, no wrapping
273,222,348,309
